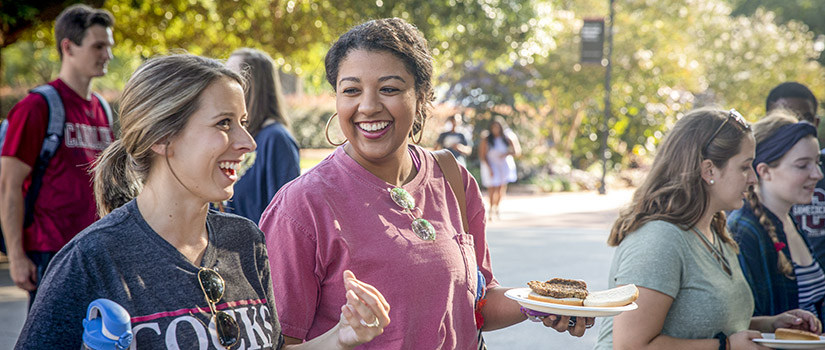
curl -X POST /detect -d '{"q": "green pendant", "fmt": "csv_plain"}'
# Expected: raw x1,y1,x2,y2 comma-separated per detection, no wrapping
412,218,436,241
389,187,415,210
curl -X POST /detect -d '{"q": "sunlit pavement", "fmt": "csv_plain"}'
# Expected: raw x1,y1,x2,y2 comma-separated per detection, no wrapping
0,189,634,348
483,189,633,349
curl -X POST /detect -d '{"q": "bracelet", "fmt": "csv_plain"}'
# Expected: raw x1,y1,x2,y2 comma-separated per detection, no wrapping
519,306,548,322
713,332,728,350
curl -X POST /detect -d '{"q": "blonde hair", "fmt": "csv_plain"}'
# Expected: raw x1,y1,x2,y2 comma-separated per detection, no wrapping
229,48,289,136
608,108,751,248
93,54,243,217
747,111,804,277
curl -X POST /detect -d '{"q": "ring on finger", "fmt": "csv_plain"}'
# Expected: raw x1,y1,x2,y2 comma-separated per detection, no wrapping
567,318,594,329
360,318,380,328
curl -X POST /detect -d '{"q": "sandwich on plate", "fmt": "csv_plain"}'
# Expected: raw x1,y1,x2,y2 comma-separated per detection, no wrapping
527,278,639,307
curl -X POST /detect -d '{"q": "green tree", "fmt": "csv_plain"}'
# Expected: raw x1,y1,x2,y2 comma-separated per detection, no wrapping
444,0,824,176
729,0,825,39
4,0,824,182
0,0,104,47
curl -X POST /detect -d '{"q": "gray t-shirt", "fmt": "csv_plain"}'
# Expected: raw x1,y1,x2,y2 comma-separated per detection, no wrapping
16,200,284,349
595,220,753,349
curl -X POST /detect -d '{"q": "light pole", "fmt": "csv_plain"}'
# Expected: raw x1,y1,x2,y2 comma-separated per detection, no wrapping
598,0,615,195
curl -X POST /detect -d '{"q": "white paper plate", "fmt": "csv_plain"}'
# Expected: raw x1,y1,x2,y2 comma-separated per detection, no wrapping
752,333,825,349
504,287,638,317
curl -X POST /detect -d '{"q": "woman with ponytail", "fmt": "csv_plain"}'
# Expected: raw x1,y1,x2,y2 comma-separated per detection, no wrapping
596,108,820,350
728,111,825,326
17,54,390,349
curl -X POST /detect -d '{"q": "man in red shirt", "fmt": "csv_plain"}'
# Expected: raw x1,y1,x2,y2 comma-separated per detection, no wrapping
0,4,115,306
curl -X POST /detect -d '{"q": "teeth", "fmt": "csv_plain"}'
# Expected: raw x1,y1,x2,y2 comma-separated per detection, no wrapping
219,162,239,170
359,121,390,132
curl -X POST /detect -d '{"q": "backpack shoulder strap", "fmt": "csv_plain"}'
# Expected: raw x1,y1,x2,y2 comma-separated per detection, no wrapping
433,149,469,232
92,91,114,127
23,84,67,228
0,119,8,149
30,84,66,158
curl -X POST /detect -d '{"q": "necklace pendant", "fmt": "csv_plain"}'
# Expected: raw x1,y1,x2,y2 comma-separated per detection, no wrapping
389,187,415,210
412,218,436,241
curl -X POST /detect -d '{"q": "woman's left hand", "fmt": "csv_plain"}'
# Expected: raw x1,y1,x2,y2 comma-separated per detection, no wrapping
772,309,822,333
336,270,391,348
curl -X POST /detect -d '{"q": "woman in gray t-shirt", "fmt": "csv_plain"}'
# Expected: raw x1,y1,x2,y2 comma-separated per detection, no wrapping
596,108,820,350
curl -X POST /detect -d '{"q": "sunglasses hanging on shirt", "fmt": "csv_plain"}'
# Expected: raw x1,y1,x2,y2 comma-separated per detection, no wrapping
389,187,436,241
198,267,240,348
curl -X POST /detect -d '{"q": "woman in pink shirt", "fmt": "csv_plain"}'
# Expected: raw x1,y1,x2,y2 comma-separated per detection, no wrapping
259,18,593,349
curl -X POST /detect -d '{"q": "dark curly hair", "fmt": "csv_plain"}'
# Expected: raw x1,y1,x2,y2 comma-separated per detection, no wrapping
324,18,434,136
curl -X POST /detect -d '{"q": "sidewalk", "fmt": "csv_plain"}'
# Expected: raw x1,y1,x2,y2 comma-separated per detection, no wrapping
0,261,28,348
487,188,634,229
483,189,633,349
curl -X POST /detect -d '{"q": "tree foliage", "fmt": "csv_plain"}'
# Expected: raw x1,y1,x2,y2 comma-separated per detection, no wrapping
444,0,824,174
1,0,104,47
3,0,824,178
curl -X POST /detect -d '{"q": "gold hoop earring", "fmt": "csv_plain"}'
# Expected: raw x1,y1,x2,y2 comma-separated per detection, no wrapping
324,113,346,146
411,113,425,145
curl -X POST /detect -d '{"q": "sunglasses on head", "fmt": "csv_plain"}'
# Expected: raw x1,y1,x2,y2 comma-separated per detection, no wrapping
702,109,750,156
198,267,240,348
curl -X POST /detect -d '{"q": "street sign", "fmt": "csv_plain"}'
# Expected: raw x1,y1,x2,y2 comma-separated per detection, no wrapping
581,18,605,64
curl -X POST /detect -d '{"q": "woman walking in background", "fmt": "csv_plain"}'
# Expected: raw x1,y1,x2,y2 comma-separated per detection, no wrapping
729,111,825,326
478,115,520,220
224,48,300,224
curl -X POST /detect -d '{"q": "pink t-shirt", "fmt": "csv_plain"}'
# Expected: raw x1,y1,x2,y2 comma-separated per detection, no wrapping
260,145,497,349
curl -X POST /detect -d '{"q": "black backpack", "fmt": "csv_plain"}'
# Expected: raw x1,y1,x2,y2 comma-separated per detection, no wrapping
0,84,113,253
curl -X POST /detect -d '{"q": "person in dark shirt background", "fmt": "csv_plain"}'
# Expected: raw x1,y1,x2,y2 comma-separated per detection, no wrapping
435,114,472,166
224,48,301,224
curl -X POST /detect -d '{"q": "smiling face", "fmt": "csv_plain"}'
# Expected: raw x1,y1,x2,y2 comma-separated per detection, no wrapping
759,136,823,206
163,77,256,203
335,49,418,166
707,135,758,212
63,25,114,78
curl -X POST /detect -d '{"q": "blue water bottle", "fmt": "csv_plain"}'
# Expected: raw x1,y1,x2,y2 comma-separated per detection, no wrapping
82,299,133,350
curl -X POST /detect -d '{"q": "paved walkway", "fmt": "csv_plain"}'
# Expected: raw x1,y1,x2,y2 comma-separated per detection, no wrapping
482,189,632,349
0,189,634,348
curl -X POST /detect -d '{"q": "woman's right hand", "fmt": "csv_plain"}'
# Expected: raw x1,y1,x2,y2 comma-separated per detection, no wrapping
335,270,391,349
729,330,769,350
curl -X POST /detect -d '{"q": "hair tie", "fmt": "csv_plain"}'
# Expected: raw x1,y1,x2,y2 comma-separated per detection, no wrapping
774,242,786,252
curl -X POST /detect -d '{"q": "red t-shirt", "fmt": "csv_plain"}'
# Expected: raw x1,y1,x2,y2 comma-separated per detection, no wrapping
1,79,113,252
